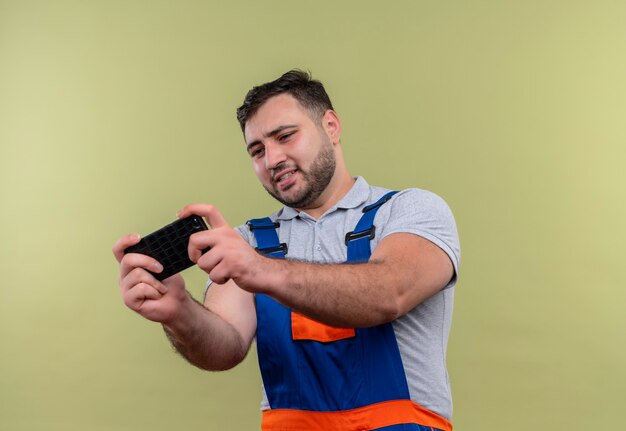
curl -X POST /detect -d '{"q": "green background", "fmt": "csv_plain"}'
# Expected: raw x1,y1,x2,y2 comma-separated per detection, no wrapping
1,1,625,429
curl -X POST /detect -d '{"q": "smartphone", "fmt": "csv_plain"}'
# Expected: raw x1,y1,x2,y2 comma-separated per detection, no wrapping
124,215,209,281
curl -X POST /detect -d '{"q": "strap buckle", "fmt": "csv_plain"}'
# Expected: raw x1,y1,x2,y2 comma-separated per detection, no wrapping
362,194,395,213
344,226,376,245
256,243,288,255
247,220,280,230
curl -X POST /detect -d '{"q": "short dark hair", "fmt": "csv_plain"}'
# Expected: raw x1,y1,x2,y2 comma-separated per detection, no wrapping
236,69,334,132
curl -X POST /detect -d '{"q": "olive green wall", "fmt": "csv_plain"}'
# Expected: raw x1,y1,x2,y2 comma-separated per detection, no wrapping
1,1,624,430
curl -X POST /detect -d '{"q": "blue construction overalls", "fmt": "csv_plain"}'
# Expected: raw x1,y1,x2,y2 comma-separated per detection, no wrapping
247,192,452,431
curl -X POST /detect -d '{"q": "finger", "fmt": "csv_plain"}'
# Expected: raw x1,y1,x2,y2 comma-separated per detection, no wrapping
120,254,164,281
123,282,164,311
208,266,230,285
196,249,227,284
119,253,164,282
121,267,168,295
112,233,141,263
187,230,214,263
195,245,223,275
176,203,230,229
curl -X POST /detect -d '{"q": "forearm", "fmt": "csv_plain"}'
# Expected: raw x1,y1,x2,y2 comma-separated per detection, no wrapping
162,294,249,371
257,258,407,328
249,235,453,328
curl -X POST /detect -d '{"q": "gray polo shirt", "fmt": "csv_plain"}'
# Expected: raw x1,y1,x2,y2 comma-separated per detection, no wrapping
216,176,460,419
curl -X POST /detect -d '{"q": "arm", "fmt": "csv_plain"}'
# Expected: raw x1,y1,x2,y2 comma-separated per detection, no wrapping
112,234,256,371
162,279,256,371
256,232,453,327
182,204,454,329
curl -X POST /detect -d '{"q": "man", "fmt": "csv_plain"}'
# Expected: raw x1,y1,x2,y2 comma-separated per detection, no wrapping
112,70,460,431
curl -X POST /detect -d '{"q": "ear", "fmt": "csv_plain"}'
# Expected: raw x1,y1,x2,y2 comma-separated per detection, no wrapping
321,109,342,145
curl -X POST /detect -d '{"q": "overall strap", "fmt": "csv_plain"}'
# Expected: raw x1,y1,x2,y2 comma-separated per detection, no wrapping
345,191,398,263
246,217,287,259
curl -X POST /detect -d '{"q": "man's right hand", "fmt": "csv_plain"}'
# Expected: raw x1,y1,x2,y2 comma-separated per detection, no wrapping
112,234,189,324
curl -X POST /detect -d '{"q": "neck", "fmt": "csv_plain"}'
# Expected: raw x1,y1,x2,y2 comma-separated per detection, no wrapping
299,169,354,219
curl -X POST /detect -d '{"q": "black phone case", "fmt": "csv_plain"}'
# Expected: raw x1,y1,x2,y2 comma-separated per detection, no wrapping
124,215,209,281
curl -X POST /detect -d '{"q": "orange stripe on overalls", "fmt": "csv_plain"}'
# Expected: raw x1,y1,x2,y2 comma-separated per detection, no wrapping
261,399,452,431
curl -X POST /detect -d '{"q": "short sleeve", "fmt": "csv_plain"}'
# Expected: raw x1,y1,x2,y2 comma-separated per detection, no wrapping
379,189,461,284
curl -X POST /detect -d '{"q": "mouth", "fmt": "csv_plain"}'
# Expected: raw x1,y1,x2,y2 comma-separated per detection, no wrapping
272,168,298,190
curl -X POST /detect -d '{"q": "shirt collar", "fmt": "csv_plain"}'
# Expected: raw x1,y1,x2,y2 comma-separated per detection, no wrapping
276,176,371,221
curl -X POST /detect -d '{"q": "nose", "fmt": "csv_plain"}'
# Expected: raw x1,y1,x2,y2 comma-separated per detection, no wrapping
264,142,287,170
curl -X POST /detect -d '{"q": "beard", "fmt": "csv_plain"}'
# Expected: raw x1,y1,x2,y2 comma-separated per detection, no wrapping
264,140,336,209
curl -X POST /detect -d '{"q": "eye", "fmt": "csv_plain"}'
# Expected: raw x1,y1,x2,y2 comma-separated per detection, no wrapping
249,146,265,159
278,131,295,142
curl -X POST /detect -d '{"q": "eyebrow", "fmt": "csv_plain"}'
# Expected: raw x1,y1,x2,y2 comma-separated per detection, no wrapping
246,124,298,152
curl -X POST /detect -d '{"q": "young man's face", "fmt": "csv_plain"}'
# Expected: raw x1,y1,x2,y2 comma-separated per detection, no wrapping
244,94,337,210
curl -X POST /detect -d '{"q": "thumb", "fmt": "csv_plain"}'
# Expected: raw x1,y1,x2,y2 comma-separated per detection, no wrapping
177,203,230,229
